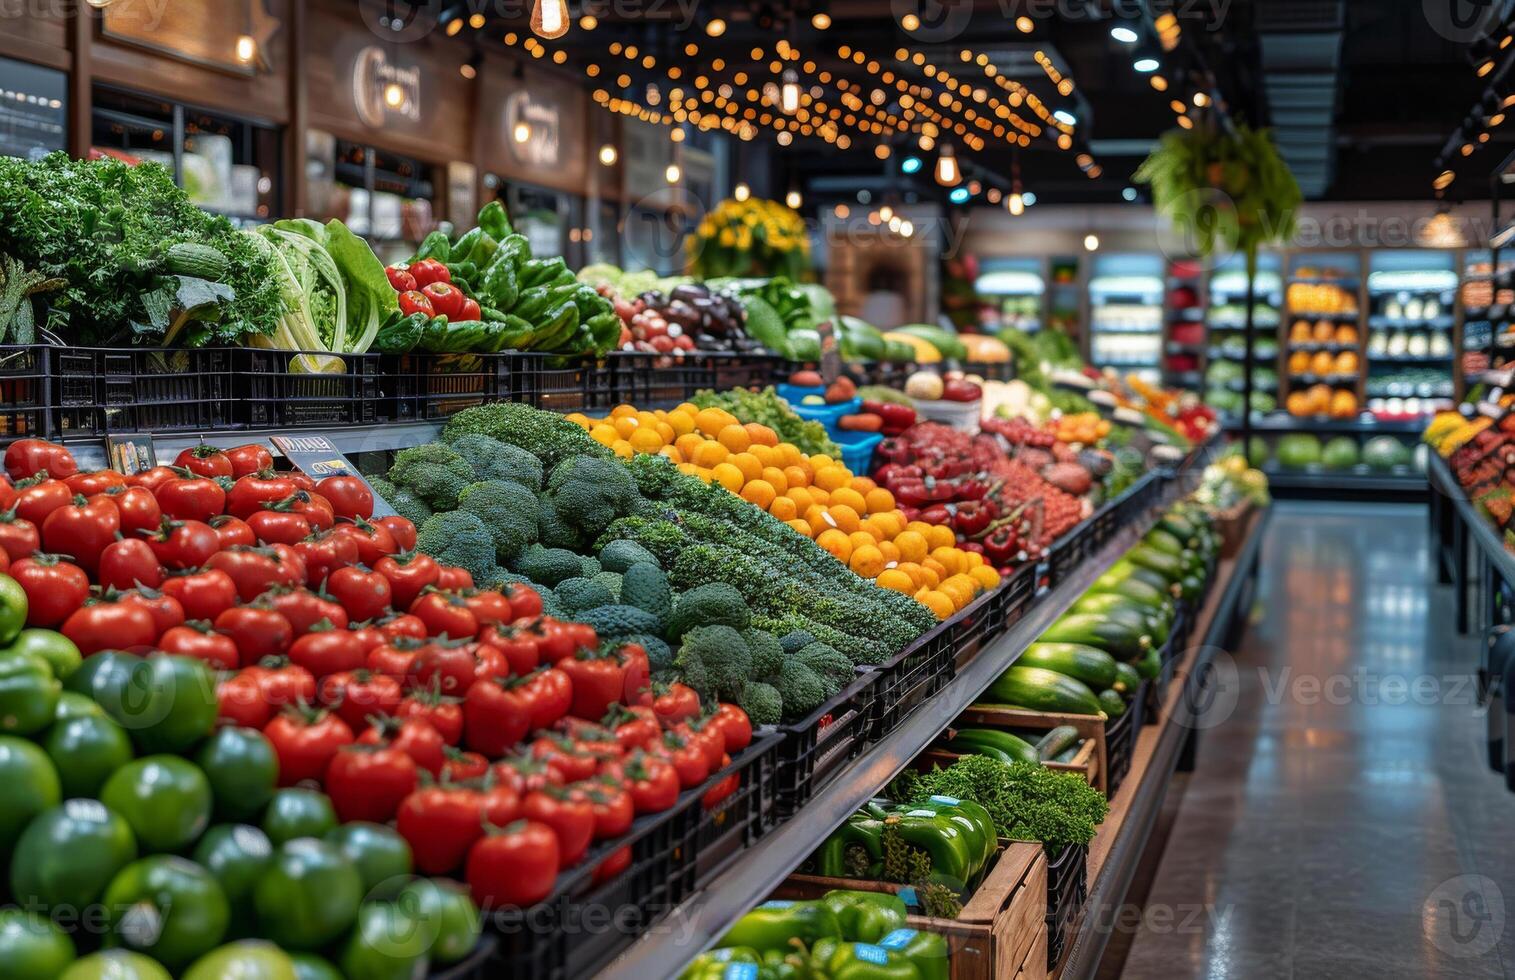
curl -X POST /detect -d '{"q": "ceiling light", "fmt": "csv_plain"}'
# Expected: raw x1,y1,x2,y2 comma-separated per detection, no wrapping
834,204,849,218
1149,74,1168,91
1434,170,1455,190
459,62,477,79
235,35,257,63
901,155,923,174
812,12,831,29
1016,16,1034,32
935,144,960,186
1008,192,1024,215
580,14,597,29
598,144,618,165
1193,92,1210,107
1084,233,1100,251
1110,25,1139,43
1022,191,1036,206
384,83,406,108
781,69,801,114
986,188,1002,204
530,0,569,39
786,190,802,208
666,163,681,183
875,143,892,159
706,17,727,37
1122,186,1138,201
949,187,970,204
880,205,894,222
513,120,532,142
1053,109,1076,126
900,219,914,237
1134,57,1160,72
734,182,751,201
901,13,920,31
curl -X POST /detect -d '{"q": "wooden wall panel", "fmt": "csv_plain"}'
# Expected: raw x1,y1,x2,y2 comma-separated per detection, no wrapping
0,8,69,70
475,50,589,197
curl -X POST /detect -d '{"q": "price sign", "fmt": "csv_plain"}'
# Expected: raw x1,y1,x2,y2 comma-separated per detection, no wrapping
270,435,395,518
106,435,158,475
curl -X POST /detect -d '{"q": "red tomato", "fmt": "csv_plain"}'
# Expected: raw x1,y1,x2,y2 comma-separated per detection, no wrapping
367,637,423,679
604,705,660,752
514,666,573,731
421,282,465,319
126,466,177,493
619,642,650,707
208,514,256,550
319,669,404,732
161,568,239,622
154,472,226,523
374,552,440,610
490,754,566,797
13,476,70,526
592,845,632,885
702,755,740,810
398,289,435,317
327,565,392,623
711,703,754,752
326,743,418,824
225,473,298,520
528,734,598,783
293,529,359,588
0,510,39,562
655,730,710,789
603,751,680,813
144,518,219,572
207,546,299,602
395,688,464,746
471,645,510,688
478,624,539,677
5,440,77,481
287,491,335,532
247,509,312,546
375,515,417,552
410,591,478,641
408,258,451,287
10,554,89,627
93,485,161,539
436,566,473,591
359,716,446,777
505,582,544,620
377,613,428,644
62,594,158,656
465,820,558,908
158,621,240,671
216,672,272,729
315,476,374,522
333,518,397,566
683,717,726,771
225,445,275,479
458,297,481,322
571,779,635,840
122,587,186,637
288,625,366,679
215,605,294,666
462,589,514,630
264,707,355,786
442,748,489,782
398,784,485,875
250,661,317,708
386,265,418,292
462,677,530,758
265,587,347,636
653,682,701,727
559,650,626,722
521,788,595,869
173,445,233,480
64,471,125,496
0,479,13,514
407,640,477,697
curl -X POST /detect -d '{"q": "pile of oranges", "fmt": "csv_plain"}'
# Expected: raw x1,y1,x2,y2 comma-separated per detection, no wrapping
567,403,1000,619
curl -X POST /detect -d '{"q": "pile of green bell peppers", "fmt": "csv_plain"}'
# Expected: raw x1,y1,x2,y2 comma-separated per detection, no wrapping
814,797,997,892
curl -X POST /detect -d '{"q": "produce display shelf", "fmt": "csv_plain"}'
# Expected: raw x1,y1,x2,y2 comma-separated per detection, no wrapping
1261,466,1429,501
1224,413,1429,435
1428,452,1515,636
1056,504,1270,979
594,459,1211,980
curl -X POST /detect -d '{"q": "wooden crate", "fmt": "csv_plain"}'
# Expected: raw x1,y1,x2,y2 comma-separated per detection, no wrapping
952,705,1110,796
915,734,1101,790
776,841,1047,980
1214,500,1254,559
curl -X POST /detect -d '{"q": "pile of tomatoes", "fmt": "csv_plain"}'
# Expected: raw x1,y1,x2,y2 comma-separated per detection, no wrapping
0,438,755,910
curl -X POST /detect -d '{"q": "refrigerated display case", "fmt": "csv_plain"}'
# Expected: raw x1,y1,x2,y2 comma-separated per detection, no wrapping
1365,250,1457,421
1282,252,1362,420
1163,258,1205,389
1204,252,1281,418
975,257,1044,333
1462,248,1515,387
1046,256,1081,338
1087,253,1163,382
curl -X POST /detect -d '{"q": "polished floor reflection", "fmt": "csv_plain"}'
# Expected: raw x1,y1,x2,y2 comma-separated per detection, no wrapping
1121,502,1512,979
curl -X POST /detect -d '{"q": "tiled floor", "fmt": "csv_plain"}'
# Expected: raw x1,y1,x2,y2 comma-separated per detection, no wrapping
1120,502,1512,979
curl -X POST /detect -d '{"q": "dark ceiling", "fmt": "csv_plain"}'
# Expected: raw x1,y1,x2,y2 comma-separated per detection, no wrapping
433,0,1505,205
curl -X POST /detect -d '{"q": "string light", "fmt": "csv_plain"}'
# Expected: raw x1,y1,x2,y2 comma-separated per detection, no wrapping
579,14,597,30
781,68,801,113
706,17,726,37
812,12,831,29
598,144,617,165
734,182,751,201
235,35,256,63
530,0,569,39
513,120,532,142
785,189,802,208
1084,233,1100,251
665,163,681,183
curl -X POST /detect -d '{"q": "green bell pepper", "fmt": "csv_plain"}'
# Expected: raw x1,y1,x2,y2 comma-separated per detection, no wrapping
477,200,514,241
373,311,428,354
721,900,841,952
914,796,997,872
586,312,624,354
416,230,451,263
884,811,973,890
519,256,569,290
817,814,884,878
511,285,552,322
445,261,479,289
821,890,908,944
528,300,580,352
497,233,531,271
877,928,950,980
462,229,499,268
809,938,922,980
480,256,520,311
678,946,761,980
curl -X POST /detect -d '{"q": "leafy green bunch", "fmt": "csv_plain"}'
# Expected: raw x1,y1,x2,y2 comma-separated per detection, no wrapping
890,754,1110,850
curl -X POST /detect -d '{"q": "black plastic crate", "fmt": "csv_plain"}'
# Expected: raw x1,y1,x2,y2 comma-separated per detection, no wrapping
385,351,516,421
685,732,783,889
612,350,709,408
54,346,236,436
950,562,1040,673
1105,681,1145,794
235,348,381,428
869,625,955,741
704,351,784,392
489,789,697,979
1144,623,1184,723
1041,841,1088,968
1045,470,1163,587
773,670,878,818
0,345,49,439
429,936,498,979
514,354,615,414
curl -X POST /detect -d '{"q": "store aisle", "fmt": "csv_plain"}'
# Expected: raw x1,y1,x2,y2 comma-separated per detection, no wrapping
1120,502,1511,980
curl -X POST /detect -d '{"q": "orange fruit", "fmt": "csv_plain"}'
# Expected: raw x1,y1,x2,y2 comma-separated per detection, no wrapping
808,487,830,506
782,465,811,489
828,504,861,534
786,518,813,537
810,454,837,471
694,407,737,436
830,487,868,514
610,440,634,459
894,530,928,563
610,404,637,419
654,421,675,444
760,466,790,495
816,528,853,562
691,441,729,468
675,433,706,460
629,427,665,453
922,558,948,583
775,443,803,467
658,445,684,464
969,565,1001,589
787,487,816,512
930,546,964,575
850,476,878,495
769,495,798,521
711,462,745,493
745,422,779,447
848,530,877,553
676,462,699,477
564,412,591,430
850,544,885,578
864,487,896,513
717,424,751,454
748,444,776,467
927,524,956,550
962,550,984,569
905,521,936,539
740,479,777,509
877,569,915,594
729,452,763,482
813,465,850,492
919,590,955,620
859,517,888,542
666,410,696,436
589,424,619,447
895,561,924,587
613,416,639,439
878,540,901,564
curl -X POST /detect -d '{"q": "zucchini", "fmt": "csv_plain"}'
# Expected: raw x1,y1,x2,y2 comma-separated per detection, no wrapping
1112,661,1142,694
1156,514,1197,544
1039,613,1151,661
1144,529,1185,557
1073,593,1171,641
1127,545,1185,581
1034,725,1080,761
164,242,229,281
1134,648,1161,680
1179,573,1205,601
1105,559,1181,598
981,665,1104,716
1052,743,1082,764
1087,573,1172,612
948,728,1039,764
1018,642,1119,689
1098,689,1127,718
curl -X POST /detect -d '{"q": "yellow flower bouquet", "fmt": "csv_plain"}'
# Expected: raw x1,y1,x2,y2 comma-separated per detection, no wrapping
686,197,812,280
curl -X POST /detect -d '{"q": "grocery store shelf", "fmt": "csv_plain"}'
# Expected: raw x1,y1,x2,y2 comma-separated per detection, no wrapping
1226,413,1429,435
59,421,447,471
1429,454,1515,588
1262,466,1429,502
1058,506,1269,979
596,466,1208,980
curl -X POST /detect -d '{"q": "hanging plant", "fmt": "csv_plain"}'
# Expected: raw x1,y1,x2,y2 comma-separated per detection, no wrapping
1134,122,1301,260
686,197,813,281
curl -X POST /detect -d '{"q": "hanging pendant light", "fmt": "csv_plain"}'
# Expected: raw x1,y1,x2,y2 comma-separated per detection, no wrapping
935,143,960,186
1008,192,1025,216
530,0,569,39
781,69,801,114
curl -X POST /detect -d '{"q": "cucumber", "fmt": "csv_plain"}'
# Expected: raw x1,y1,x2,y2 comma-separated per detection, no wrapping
1073,593,1171,643
164,242,229,281
1180,573,1205,601
1144,529,1185,557
1039,613,1151,661
1127,545,1185,581
1034,725,1080,761
981,665,1104,716
949,728,1039,764
1134,648,1161,680
1112,661,1142,694
1105,559,1181,598
1156,514,1197,544
1087,573,1172,613
1018,642,1119,689
1052,743,1082,764
1098,689,1127,718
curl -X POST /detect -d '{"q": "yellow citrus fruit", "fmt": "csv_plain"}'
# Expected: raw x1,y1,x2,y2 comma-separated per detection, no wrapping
830,487,867,514
676,462,699,476
787,518,813,537
848,530,877,553
564,413,590,430
878,540,901,564
810,454,836,471
674,433,706,460
922,558,948,583
808,487,831,506
895,562,924,587
589,424,619,447
629,427,665,453
667,410,696,436
654,421,675,444
864,487,896,513
804,504,831,531
969,565,1001,589
691,441,729,469
963,551,984,569
613,416,639,439
786,487,816,512
930,547,963,576
894,531,928,563
816,528,852,562
906,521,936,539
694,407,737,436
769,495,798,521
740,479,777,509
813,465,850,493
828,504,861,534
711,462,745,493
919,590,955,620
877,569,915,594
749,444,776,467
610,404,636,419
760,466,789,495
850,476,877,494
746,422,779,447
729,452,763,483
658,445,683,464
927,525,957,550
850,544,885,578
717,425,751,454
611,440,634,459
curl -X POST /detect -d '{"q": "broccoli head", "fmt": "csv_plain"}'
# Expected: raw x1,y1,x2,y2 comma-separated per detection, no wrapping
545,455,642,538
576,604,664,640
779,629,817,655
742,628,786,679
600,539,658,573
579,556,602,579
415,510,502,587
667,582,750,640
593,516,691,567
620,562,672,628
457,479,539,561
794,642,855,697
679,625,751,702
737,680,783,727
626,632,673,670
672,642,713,702
512,545,586,587
390,443,473,486
443,403,610,467
536,494,585,551
771,659,828,719
555,576,614,613
446,433,545,489
392,461,472,511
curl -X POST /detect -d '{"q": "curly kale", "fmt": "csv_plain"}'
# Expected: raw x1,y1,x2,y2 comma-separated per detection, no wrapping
594,516,692,567
443,403,610,467
889,755,1109,850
